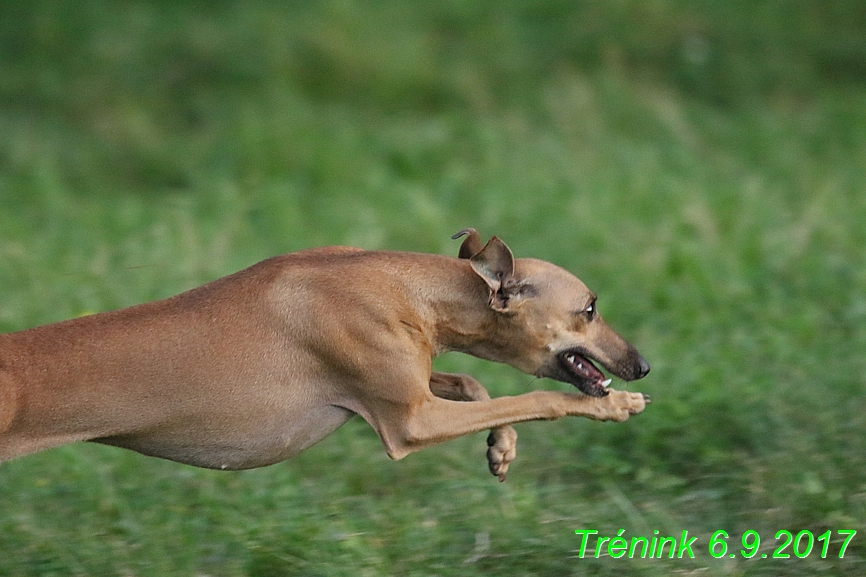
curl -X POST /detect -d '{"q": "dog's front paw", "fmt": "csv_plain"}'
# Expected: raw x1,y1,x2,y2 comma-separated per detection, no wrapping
486,425,518,482
598,389,649,422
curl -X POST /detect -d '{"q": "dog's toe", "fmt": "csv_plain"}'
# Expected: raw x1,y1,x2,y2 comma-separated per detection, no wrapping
486,426,518,481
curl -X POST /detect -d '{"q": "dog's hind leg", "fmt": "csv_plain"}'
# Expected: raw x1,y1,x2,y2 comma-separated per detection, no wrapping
0,372,20,459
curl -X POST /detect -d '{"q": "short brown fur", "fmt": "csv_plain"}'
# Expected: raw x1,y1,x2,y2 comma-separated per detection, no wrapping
0,231,648,480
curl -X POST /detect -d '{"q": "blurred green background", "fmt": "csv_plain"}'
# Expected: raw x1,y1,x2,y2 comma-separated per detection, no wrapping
1,1,865,575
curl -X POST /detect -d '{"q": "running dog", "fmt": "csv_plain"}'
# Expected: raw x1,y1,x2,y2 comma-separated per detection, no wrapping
0,229,649,480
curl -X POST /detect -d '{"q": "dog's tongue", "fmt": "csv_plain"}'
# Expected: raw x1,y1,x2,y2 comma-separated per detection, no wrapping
565,353,610,387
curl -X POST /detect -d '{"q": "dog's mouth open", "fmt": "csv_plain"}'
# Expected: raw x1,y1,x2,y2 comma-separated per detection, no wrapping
557,351,612,397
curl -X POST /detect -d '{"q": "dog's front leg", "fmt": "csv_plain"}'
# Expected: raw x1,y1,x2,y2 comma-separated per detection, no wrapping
377,388,646,463
428,372,517,481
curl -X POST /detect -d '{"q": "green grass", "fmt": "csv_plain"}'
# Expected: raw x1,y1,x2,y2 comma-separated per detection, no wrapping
2,1,866,575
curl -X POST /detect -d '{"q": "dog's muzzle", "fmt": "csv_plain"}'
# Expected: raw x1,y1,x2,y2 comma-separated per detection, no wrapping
543,349,650,397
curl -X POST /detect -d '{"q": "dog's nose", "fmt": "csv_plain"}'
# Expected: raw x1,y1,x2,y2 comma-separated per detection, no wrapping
635,355,650,379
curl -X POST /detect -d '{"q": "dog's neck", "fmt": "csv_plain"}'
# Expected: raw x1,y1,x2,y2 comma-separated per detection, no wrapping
416,258,508,362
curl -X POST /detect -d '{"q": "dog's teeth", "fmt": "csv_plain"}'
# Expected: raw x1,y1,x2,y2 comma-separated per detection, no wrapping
577,363,584,370
601,379,612,388
567,354,576,363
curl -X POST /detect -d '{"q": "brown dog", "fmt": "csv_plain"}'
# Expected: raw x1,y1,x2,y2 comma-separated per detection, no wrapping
0,229,648,480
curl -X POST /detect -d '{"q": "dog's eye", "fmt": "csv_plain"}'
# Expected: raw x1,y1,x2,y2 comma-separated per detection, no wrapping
584,302,596,319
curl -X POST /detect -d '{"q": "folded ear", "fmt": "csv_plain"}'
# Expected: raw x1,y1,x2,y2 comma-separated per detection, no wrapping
451,228,484,259
469,236,515,312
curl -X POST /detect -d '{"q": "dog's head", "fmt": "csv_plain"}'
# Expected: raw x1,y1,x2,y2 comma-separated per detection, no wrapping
453,229,649,397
